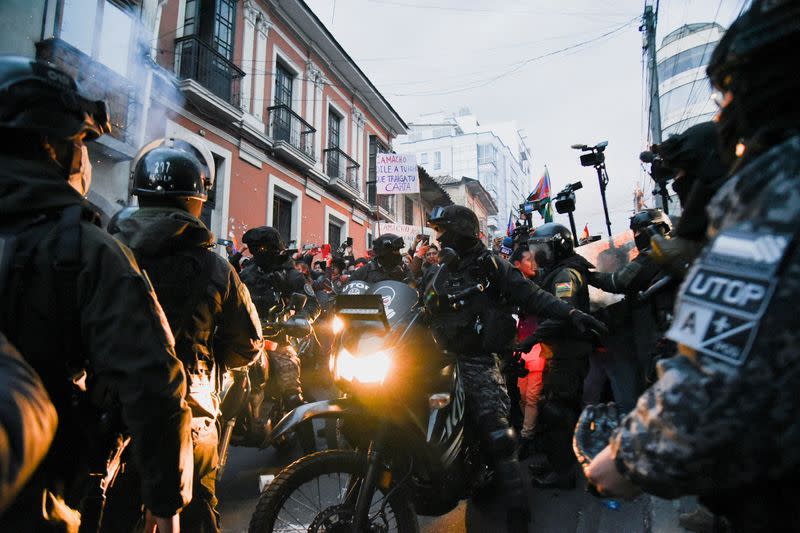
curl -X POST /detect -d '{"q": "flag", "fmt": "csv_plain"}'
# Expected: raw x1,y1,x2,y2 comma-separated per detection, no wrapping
506,212,514,237
528,167,553,223
528,167,551,202
581,223,590,241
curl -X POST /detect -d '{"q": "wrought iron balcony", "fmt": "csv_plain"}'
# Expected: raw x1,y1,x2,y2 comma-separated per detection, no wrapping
324,147,361,190
175,35,244,108
268,104,315,160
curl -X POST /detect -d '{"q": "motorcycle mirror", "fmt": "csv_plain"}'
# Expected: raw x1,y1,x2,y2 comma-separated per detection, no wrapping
290,293,307,311
438,247,460,270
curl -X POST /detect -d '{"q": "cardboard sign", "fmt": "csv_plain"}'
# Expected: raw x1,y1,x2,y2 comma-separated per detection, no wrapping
376,153,419,195
378,223,434,251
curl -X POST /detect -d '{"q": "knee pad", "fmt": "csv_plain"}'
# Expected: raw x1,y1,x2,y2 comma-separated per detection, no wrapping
484,427,518,459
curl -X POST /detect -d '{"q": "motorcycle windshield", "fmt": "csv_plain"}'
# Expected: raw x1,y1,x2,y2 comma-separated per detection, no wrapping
340,280,417,328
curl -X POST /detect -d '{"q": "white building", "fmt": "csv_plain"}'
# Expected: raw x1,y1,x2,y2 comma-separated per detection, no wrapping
658,22,726,138
395,110,532,235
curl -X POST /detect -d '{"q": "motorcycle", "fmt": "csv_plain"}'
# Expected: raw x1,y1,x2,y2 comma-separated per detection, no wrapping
217,293,319,479
248,274,494,533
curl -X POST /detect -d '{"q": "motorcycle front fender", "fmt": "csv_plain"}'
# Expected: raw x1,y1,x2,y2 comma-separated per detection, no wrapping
270,398,356,444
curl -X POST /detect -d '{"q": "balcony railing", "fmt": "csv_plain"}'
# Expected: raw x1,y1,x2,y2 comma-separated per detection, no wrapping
175,35,244,108
324,147,361,190
268,104,316,160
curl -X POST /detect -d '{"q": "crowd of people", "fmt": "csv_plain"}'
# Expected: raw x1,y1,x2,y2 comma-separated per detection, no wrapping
0,1,799,532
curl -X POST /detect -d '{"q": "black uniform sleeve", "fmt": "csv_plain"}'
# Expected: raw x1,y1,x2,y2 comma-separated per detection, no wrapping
589,255,655,294
215,261,264,370
0,334,58,513
349,265,368,281
493,257,573,319
80,228,192,518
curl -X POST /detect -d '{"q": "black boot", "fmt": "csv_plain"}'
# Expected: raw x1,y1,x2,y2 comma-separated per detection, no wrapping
517,437,535,461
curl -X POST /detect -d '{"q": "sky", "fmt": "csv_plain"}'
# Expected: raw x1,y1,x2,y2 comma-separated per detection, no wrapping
305,0,747,237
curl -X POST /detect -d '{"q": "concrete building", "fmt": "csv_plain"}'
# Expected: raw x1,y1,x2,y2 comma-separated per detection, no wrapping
657,22,725,138
0,0,409,257
433,176,497,242
395,110,532,236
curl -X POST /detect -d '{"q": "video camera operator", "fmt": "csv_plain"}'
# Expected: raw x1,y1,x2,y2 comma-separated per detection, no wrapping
642,121,730,277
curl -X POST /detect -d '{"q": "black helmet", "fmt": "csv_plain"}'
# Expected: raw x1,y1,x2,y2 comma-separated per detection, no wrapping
707,0,800,160
428,205,480,238
630,208,672,252
528,223,573,268
242,226,285,252
372,233,405,256
0,56,110,140
131,137,215,200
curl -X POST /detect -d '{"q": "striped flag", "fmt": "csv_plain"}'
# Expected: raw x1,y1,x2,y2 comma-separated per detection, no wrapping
528,167,553,223
506,212,514,236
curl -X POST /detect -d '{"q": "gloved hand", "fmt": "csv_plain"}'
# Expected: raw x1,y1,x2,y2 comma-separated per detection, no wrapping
649,234,703,278
503,351,529,378
569,310,609,338
573,402,622,470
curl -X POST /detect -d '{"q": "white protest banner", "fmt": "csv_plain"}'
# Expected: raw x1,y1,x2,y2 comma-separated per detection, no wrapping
378,223,434,251
376,153,420,195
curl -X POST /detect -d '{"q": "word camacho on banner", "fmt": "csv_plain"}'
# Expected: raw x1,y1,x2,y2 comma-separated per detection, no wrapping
376,153,420,194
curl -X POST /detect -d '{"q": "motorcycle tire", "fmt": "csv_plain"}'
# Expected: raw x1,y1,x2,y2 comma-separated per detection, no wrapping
249,449,419,533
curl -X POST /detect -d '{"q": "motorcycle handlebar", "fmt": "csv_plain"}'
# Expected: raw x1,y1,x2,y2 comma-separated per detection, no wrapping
448,284,485,310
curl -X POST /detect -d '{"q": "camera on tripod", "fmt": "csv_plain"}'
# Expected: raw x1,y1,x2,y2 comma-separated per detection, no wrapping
572,141,608,167
554,181,582,214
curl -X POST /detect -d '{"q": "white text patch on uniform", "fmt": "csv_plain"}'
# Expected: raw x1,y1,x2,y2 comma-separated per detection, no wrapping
667,227,789,366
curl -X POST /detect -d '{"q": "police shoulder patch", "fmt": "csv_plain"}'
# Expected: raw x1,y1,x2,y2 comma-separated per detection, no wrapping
666,226,790,366
555,281,573,298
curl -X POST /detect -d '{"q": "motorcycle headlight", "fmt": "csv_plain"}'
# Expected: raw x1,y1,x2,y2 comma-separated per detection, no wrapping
333,347,392,384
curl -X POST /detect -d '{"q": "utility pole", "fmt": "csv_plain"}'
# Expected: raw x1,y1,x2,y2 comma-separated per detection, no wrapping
641,1,669,212
641,1,662,146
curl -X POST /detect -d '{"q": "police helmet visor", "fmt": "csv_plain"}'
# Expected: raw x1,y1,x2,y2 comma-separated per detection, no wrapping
528,239,554,266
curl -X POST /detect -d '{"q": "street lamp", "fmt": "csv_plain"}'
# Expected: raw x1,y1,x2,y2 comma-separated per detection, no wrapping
571,141,612,237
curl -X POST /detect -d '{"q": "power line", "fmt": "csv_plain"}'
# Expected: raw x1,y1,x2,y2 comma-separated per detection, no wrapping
365,0,634,19
387,17,639,97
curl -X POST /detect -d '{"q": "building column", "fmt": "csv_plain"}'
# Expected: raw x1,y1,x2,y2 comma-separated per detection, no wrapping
241,1,258,114
253,15,270,121
313,72,326,170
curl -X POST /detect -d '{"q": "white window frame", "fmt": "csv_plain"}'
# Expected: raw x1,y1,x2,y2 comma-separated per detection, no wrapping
165,120,231,245
324,205,350,249
267,175,303,247
271,47,302,113
419,152,428,164
326,99,349,154
433,151,441,170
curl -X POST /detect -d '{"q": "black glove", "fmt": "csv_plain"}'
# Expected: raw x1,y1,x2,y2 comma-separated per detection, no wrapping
569,309,609,338
573,402,622,470
503,351,529,378
514,334,540,355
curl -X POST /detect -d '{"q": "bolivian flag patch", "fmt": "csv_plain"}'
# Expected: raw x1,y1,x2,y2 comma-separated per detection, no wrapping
555,281,573,298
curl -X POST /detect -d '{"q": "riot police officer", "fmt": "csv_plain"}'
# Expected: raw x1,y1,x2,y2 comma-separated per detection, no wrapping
110,136,264,532
422,205,606,531
583,3,800,530
240,227,320,412
0,57,192,532
523,222,595,489
589,209,676,395
349,233,411,283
